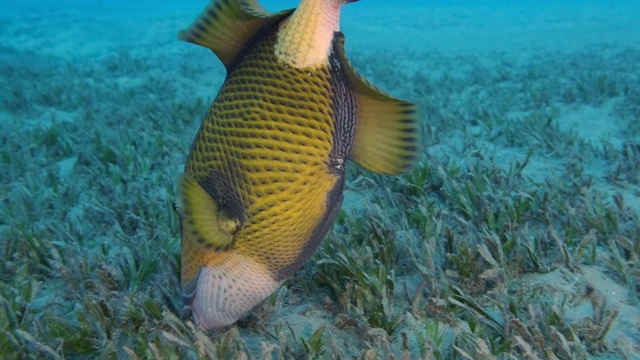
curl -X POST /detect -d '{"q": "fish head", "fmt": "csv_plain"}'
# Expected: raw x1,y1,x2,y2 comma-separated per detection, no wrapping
178,173,281,331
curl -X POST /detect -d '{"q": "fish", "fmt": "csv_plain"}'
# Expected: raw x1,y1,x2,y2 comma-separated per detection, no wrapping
176,0,420,331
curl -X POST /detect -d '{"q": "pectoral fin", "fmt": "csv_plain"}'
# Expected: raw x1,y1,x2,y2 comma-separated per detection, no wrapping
333,33,421,175
178,174,238,251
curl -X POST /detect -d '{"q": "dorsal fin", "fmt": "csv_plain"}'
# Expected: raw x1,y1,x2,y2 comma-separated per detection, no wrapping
333,33,421,175
178,0,292,69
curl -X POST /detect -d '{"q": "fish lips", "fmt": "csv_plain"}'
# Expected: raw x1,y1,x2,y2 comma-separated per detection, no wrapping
182,254,282,331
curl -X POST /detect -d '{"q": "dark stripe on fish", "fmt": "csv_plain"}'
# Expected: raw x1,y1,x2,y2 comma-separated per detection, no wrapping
328,32,357,171
274,34,356,279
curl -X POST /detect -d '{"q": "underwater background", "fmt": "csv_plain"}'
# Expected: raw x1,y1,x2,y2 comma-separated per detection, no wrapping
1,0,639,358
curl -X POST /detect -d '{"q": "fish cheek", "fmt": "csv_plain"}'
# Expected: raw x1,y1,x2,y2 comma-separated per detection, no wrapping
200,169,246,229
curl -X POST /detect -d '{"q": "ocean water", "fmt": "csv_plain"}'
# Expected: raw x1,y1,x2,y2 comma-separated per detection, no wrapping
1,0,639,358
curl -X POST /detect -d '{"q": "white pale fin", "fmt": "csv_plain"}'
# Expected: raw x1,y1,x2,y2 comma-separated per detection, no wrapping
275,0,355,68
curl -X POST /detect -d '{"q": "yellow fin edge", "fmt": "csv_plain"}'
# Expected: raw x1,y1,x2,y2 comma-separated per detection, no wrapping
178,174,237,250
334,34,421,175
178,0,291,69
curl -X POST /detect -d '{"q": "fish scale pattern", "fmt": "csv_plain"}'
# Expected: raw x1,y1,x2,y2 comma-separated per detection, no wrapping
183,27,341,282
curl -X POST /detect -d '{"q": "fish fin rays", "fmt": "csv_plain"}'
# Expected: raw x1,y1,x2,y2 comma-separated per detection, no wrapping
178,174,238,251
333,33,421,175
178,0,292,69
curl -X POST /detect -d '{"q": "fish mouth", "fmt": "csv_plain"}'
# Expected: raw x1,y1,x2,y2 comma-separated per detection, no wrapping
182,254,281,331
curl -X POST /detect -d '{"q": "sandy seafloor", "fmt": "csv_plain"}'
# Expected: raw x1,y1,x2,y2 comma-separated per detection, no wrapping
1,0,640,358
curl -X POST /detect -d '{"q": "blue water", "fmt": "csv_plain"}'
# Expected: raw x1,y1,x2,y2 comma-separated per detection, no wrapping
3,0,639,57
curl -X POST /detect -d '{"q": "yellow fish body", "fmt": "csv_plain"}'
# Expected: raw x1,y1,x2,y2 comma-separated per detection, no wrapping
177,0,419,331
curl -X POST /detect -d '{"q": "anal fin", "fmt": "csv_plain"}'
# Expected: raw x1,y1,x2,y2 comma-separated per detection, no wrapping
333,33,421,175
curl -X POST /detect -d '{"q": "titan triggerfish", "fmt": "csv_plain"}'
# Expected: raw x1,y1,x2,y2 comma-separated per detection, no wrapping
176,0,420,331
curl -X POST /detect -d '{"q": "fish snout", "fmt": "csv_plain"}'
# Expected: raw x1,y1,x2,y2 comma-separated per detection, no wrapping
183,254,281,331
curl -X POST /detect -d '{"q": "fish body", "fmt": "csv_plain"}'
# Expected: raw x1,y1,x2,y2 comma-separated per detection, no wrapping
177,0,419,331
